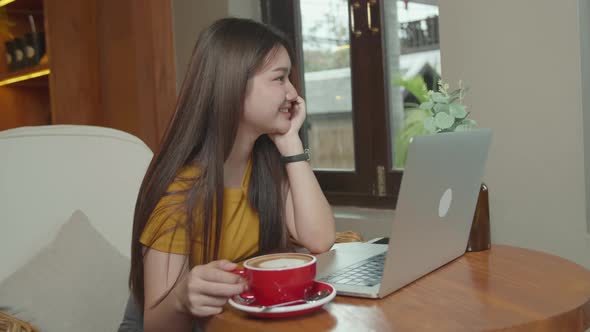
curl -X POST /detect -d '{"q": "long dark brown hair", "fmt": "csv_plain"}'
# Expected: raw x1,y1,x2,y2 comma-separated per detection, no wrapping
129,18,296,308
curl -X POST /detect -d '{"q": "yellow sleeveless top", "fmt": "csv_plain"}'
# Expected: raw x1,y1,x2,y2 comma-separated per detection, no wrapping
139,159,259,265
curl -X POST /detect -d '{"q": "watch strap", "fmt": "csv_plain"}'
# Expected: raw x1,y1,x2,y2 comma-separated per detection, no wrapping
280,148,311,164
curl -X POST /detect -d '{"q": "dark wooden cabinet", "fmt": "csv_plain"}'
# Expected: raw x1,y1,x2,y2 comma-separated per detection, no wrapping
0,0,177,152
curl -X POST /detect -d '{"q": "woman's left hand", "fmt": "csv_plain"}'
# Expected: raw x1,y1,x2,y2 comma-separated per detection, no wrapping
269,96,307,156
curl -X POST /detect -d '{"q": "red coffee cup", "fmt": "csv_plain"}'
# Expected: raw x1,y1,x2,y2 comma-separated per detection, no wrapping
232,253,316,306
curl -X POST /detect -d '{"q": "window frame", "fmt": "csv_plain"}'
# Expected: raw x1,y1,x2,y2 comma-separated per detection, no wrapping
262,0,402,209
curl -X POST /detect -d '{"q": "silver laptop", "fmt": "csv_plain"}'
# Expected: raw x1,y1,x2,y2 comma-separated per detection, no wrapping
316,129,492,298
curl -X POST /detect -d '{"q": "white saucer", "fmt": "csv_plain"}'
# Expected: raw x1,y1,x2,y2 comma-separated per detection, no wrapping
228,281,336,318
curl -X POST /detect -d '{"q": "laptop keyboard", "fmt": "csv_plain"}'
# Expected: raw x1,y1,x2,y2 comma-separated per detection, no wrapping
320,252,386,287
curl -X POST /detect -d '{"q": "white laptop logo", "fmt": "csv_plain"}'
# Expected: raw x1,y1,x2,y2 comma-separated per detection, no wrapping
438,188,453,218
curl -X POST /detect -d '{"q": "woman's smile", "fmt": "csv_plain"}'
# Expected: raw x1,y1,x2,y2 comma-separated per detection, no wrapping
279,107,292,119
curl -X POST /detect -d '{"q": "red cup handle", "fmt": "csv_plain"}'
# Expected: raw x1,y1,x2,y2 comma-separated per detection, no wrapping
231,268,245,277
230,268,255,302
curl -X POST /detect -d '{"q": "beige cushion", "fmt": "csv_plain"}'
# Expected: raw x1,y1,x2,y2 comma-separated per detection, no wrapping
0,210,130,332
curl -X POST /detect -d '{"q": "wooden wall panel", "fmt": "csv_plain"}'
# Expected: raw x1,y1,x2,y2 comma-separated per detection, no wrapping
96,0,141,143
44,0,101,125
0,86,50,130
96,0,176,151
137,0,177,149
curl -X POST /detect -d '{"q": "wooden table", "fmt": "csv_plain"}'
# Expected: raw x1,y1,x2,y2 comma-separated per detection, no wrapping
205,245,590,331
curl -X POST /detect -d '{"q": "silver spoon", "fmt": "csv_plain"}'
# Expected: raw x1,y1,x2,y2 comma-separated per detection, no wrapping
235,289,331,311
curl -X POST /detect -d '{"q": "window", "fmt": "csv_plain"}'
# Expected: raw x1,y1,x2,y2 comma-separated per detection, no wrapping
262,0,440,208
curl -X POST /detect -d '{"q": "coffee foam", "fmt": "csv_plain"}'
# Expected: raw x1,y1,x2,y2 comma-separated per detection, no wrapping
248,254,312,269
257,258,308,269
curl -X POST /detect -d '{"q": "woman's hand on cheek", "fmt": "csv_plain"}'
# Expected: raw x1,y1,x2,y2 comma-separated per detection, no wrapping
270,96,307,156
288,96,307,133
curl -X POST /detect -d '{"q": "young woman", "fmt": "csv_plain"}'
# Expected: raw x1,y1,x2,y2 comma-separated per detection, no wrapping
127,18,336,331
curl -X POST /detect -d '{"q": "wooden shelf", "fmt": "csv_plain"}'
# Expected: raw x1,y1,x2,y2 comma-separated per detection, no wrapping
0,63,49,87
0,0,50,130
0,0,47,79
1,0,43,13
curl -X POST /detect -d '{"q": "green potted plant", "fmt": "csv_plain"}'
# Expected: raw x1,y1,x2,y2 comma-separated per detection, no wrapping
394,77,477,168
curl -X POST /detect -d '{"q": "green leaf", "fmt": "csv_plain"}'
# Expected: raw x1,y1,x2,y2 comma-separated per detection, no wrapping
423,117,436,132
461,119,478,127
455,124,472,131
394,75,429,103
448,89,461,98
431,92,448,103
455,119,477,131
405,108,431,122
419,101,434,110
449,103,467,118
395,110,431,168
434,112,454,129
433,103,449,114
404,102,421,109
448,95,460,104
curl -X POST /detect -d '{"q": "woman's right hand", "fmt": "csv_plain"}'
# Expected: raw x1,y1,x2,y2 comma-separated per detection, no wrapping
174,260,246,317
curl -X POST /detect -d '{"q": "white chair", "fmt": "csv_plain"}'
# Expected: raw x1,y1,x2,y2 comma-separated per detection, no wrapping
0,125,153,331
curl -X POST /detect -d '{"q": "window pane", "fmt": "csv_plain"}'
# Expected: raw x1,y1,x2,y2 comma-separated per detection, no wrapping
383,1,441,169
299,0,355,170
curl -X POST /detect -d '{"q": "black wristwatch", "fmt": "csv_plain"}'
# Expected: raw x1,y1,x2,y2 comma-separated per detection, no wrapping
280,148,311,164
